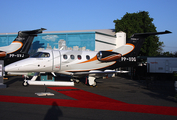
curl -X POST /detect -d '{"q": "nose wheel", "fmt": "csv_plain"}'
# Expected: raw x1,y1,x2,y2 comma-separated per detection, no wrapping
22,80,29,87
22,75,29,87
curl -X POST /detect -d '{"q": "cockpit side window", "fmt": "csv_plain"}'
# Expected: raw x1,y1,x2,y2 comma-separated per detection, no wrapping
41,53,50,57
31,52,42,58
30,52,50,58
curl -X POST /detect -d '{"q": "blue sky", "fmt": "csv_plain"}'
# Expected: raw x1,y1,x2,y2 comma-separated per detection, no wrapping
0,0,177,52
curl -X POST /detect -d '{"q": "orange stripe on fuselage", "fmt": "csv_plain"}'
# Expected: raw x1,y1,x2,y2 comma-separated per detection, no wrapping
106,49,113,52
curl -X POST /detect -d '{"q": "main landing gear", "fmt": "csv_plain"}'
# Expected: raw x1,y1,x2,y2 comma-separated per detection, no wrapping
71,76,97,87
87,76,97,87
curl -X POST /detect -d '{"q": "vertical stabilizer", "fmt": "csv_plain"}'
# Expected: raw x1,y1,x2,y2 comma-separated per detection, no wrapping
14,28,46,53
113,30,172,57
0,28,46,65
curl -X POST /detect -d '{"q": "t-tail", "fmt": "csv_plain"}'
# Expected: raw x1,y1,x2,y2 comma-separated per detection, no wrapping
124,30,172,57
112,30,172,59
96,30,171,64
0,28,46,65
13,28,46,54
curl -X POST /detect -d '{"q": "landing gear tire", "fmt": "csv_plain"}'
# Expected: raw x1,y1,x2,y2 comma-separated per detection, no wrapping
88,76,97,87
75,79,80,83
71,78,80,83
92,81,97,87
22,80,29,87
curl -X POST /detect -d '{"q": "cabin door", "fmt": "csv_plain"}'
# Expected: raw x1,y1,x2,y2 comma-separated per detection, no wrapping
52,51,61,71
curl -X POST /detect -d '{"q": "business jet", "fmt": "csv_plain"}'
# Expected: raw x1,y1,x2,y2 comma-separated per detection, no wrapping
0,28,46,65
5,30,171,86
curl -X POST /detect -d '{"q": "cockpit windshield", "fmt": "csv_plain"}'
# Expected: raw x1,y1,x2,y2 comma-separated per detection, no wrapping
30,52,50,58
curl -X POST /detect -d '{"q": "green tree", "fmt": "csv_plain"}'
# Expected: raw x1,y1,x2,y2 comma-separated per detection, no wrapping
113,11,164,56
162,51,174,57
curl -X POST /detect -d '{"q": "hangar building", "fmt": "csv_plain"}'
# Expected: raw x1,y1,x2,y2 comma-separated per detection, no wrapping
0,29,126,55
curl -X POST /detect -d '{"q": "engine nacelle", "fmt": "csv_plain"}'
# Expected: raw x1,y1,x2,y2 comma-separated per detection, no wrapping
0,51,7,57
97,51,121,62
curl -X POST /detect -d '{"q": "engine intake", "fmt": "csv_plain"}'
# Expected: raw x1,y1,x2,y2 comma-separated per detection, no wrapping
97,51,121,62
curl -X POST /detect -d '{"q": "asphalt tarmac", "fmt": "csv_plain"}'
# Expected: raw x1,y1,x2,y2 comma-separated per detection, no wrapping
0,76,177,120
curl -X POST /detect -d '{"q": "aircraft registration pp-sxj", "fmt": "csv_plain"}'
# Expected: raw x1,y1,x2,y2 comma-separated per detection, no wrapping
0,28,46,66
5,30,171,86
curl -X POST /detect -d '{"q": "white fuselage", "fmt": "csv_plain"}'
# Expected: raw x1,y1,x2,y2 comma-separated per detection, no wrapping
5,49,116,76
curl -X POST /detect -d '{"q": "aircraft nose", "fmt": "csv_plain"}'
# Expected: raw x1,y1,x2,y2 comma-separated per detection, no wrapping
5,65,10,72
5,58,34,72
5,64,19,72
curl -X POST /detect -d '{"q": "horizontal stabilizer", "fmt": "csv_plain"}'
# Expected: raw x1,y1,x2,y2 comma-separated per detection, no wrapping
131,30,172,38
18,28,47,37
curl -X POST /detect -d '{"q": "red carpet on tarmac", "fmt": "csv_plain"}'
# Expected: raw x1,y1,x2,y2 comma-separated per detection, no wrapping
0,86,177,116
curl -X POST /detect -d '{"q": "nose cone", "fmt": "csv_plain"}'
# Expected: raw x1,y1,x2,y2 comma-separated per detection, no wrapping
5,58,37,72
5,63,19,72
5,58,32,72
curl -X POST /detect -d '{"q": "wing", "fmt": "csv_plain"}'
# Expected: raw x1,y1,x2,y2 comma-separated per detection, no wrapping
73,70,129,78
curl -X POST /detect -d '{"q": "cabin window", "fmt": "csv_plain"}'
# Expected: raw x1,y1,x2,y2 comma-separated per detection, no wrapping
31,52,50,58
77,55,82,60
70,55,75,60
86,55,90,60
63,54,67,59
